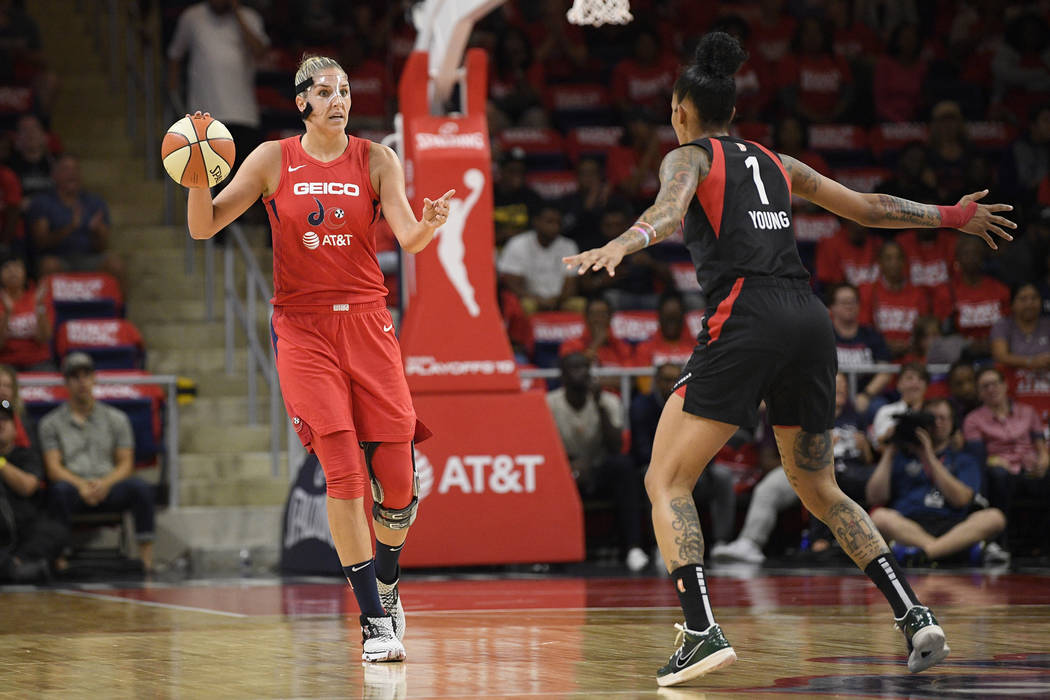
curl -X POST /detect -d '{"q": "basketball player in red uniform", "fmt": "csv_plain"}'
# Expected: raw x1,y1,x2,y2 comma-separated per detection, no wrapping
564,32,1016,687
182,55,453,663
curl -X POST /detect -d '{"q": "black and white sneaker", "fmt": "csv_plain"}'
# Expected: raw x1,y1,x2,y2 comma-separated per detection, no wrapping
360,614,406,662
377,578,405,641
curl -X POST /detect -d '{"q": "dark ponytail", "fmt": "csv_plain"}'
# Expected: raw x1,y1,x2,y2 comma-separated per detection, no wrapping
674,31,748,127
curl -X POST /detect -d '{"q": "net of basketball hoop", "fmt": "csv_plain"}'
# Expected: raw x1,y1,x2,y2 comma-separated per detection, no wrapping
566,0,633,26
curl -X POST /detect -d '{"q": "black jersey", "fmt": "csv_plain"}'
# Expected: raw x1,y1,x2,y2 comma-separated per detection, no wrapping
681,136,810,300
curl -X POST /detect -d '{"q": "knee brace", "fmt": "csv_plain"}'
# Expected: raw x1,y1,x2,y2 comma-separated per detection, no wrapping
360,441,419,530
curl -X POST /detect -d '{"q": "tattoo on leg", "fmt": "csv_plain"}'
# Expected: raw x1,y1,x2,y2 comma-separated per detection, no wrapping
822,499,888,566
794,431,832,472
668,496,705,570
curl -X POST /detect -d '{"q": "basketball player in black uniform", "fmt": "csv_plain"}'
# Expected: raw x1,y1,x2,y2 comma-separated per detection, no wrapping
564,32,1015,688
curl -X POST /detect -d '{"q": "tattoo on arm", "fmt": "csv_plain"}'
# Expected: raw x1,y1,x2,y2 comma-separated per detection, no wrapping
821,499,889,567
667,496,706,569
871,194,940,227
782,155,821,198
794,431,832,472
610,147,705,255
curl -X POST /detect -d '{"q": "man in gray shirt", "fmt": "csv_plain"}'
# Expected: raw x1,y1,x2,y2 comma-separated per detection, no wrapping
41,353,154,570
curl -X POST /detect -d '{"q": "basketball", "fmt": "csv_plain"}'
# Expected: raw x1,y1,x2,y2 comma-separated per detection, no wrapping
161,113,235,189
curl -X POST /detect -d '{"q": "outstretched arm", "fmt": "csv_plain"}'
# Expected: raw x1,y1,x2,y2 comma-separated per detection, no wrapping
782,155,1016,249
563,146,706,277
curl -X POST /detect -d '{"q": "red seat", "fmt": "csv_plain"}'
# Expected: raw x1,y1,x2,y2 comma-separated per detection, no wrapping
56,319,145,370
566,126,624,164
833,167,892,193
498,127,568,170
611,310,658,344
48,272,123,325
869,122,929,163
808,124,870,166
526,170,579,200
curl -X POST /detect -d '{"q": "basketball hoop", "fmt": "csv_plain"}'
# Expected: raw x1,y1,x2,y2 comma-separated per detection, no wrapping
566,0,632,27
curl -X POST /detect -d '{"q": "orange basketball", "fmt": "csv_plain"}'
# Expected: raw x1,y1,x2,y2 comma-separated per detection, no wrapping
161,114,236,189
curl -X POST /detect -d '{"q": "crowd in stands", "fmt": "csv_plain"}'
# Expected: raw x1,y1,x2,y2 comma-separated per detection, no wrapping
156,0,1050,570
0,1,159,582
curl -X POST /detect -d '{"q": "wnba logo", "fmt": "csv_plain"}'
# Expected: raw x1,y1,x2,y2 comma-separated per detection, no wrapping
302,231,320,249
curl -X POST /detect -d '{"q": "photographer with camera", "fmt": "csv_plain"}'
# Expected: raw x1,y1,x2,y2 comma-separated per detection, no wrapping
870,362,930,450
866,398,1006,566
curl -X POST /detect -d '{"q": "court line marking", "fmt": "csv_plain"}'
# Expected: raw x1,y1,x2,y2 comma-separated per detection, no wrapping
55,589,249,618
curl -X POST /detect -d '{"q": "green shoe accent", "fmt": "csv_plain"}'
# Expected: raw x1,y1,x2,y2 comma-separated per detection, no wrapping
894,605,950,672
656,623,737,687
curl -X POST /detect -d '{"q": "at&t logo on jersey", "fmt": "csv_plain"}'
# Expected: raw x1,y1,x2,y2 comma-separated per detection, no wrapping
302,231,354,250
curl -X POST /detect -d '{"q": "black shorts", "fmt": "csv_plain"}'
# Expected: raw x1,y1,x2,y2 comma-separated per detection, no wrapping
673,277,837,432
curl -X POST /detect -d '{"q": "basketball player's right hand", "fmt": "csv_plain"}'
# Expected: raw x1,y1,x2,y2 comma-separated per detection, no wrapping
563,243,625,277
955,190,1015,249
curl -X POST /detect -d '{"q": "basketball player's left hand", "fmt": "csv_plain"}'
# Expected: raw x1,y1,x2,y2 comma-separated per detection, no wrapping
956,190,1016,249
563,243,625,277
422,189,455,228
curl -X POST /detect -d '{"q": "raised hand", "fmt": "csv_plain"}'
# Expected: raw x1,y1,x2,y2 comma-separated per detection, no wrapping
956,190,1016,250
422,189,455,228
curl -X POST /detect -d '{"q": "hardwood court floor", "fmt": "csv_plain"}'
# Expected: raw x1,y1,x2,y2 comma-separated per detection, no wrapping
2,569,1050,698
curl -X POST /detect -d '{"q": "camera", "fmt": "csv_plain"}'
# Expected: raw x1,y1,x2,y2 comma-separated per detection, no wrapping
891,410,936,449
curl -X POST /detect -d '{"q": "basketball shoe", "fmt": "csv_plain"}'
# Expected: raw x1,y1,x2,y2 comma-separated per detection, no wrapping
656,622,737,686
377,578,405,640
894,605,950,672
360,615,406,662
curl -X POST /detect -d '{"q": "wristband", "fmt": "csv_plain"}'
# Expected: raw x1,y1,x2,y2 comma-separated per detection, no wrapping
629,225,652,247
936,201,978,229
631,220,657,247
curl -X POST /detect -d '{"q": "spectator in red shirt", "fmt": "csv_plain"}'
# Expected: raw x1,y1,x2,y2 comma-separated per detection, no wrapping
779,17,854,124
0,164,23,251
896,227,955,289
815,219,879,290
860,240,950,357
606,110,663,208
874,22,929,123
950,236,1009,357
339,37,389,130
610,24,679,119
926,100,973,203
749,0,796,65
635,292,694,369
559,295,634,370
827,0,881,64
0,255,54,371
711,14,773,122
488,25,547,132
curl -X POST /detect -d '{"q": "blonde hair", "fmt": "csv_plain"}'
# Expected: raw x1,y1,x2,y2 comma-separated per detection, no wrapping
294,55,345,96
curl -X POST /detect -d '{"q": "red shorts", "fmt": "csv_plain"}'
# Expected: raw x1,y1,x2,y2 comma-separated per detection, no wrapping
271,301,417,449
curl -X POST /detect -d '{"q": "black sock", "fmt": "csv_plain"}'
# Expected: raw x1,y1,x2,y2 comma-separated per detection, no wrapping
374,540,404,584
342,560,385,617
864,553,921,618
671,564,715,632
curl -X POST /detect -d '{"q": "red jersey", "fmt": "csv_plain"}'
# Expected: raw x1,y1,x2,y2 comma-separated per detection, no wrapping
264,136,388,307
634,329,695,368
559,330,635,367
951,275,1009,340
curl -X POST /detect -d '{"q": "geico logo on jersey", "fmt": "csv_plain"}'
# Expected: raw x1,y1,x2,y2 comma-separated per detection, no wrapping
302,231,353,249
292,182,361,196
433,454,545,494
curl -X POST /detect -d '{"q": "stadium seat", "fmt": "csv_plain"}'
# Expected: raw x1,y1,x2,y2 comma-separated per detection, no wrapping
611,310,658,344
48,272,124,327
566,126,624,166
869,122,929,164
20,370,165,466
525,170,578,201
807,124,871,168
529,311,585,368
498,127,569,171
793,213,841,243
833,167,892,193
967,121,1016,155
546,83,615,131
670,262,701,294
56,319,145,371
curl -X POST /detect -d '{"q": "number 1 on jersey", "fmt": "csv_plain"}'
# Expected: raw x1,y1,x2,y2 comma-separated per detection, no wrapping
744,156,770,205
